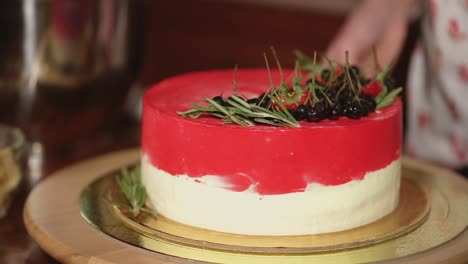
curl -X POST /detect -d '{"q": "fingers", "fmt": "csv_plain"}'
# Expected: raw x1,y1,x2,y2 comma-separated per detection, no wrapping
326,0,414,67
326,1,389,65
361,18,409,74
326,30,366,65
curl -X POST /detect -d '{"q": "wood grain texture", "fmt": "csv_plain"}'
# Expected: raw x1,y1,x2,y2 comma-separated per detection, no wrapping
24,149,468,263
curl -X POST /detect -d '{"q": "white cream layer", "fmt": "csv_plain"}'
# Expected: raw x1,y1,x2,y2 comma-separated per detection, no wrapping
142,156,401,236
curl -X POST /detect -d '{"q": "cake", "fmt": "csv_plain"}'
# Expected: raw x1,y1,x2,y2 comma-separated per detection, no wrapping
141,68,402,236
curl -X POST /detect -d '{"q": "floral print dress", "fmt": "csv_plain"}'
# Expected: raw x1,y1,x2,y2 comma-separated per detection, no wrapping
406,0,468,168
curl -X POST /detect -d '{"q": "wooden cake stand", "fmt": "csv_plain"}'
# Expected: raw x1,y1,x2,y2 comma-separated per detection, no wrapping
24,149,468,263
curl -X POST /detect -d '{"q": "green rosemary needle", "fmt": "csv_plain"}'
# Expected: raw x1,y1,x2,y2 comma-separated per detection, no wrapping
106,165,156,220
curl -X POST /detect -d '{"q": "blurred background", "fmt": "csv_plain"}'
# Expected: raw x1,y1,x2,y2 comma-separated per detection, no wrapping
0,0,418,263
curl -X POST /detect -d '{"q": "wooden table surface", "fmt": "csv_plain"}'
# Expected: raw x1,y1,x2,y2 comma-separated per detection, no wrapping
0,1,420,263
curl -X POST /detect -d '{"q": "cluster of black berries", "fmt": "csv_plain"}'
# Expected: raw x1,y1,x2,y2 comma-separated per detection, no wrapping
304,67,378,121
292,94,377,122
211,64,395,123
299,84,378,122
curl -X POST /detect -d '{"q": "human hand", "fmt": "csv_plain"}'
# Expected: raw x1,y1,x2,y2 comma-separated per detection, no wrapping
327,0,419,70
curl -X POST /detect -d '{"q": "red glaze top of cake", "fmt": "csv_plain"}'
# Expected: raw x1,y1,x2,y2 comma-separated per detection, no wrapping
142,69,402,195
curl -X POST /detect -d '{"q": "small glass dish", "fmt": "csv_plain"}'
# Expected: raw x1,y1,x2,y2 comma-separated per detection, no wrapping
0,124,25,218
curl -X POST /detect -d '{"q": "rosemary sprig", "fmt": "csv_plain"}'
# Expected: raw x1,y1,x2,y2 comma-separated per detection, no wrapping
376,87,403,109
374,64,402,109
106,165,156,220
178,95,300,127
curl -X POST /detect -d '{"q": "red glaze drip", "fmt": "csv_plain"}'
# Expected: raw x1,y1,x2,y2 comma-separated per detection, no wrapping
142,69,402,195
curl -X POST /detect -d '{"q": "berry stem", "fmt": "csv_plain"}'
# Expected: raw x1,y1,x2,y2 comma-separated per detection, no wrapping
270,46,285,85
232,64,240,93
305,51,318,106
319,89,334,107
321,53,336,85
293,60,302,89
264,53,274,88
372,46,382,73
344,51,360,100
258,53,278,108
376,63,392,83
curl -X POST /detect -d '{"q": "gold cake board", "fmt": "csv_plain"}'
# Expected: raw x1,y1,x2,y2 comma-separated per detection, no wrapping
24,148,468,263
86,174,430,254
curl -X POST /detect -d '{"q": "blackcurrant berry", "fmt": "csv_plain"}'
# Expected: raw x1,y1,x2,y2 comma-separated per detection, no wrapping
341,105,349,116
339,92,353,106
329,104,341,120
360,78,371,86
336,73,345,83
293,105,308,121
306,107,322,122
368,99,377,112
384,78,395,90
258,93,271,108
346,103,364,119
247,97,260,105
314,101,326,113
212,95,226,106
361,95,376,112
326,89,337,100
360,104,369,117
321,69,331,82
322,107,332,119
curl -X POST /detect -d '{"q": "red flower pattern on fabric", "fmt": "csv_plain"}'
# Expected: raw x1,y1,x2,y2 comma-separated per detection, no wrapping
406,1,468,166
446,98,460,121
418,112,431,128
448,18,467,40
451,134,466,162
458,64,468,82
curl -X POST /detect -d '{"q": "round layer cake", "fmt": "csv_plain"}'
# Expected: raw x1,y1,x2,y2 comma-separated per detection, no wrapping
141,69,402,236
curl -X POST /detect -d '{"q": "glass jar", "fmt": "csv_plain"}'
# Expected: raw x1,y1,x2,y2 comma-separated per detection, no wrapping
0,124,26,218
